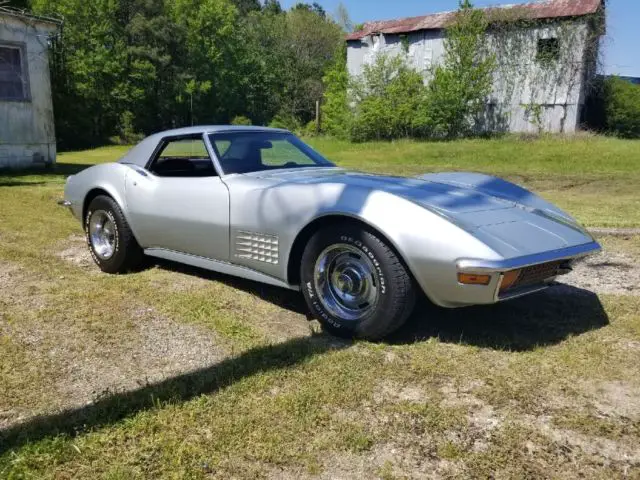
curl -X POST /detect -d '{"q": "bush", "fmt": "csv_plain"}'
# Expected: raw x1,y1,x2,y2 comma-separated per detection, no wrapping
349,55,430,142
111,111,144,145
268,113,301,131
302,120,319,137
231,115,253,126
604,77,640,138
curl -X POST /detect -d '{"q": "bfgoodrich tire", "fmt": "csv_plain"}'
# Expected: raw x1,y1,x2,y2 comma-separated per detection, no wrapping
85,195,143,274
300,223,416,340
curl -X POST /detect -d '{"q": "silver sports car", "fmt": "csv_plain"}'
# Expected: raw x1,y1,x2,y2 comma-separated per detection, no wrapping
59,126,601,339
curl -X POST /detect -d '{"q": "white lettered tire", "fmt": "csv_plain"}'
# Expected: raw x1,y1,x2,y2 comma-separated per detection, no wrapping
301,223,416,340
85,195,143,274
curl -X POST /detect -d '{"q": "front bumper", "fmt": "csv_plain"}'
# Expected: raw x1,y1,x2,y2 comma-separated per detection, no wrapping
454,240,601,305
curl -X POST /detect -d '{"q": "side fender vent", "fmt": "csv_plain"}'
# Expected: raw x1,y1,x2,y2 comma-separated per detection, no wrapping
235,231,279,265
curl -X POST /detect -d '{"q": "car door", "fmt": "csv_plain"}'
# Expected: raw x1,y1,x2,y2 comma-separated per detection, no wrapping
125,134,230,261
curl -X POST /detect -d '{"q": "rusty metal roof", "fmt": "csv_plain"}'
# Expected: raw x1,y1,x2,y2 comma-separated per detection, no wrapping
346,0,602,40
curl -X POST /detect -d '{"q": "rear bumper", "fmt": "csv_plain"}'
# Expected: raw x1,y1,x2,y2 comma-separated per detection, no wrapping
443,241,602,307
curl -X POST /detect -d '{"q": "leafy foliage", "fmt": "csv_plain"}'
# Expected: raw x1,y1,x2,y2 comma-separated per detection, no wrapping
349,55,429,142
231,115,252,126
425,1,495,138
323,0,494,142
603,77,640,138
29,0,343,148
321,43,351,139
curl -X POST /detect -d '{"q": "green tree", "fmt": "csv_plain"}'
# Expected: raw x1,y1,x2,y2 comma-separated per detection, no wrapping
262,0,282,15
292,2,325,18
426,0,495,138
321,43,351,138
231,0,260,15
32,0,129,147
604,77,640,138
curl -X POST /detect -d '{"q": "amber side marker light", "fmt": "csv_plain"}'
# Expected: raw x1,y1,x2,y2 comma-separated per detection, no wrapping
458,273,492,286
500,270,522,292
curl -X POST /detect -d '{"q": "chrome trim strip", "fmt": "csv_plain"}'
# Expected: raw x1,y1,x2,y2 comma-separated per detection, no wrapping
457,241,601,274
498,284,551,302
144,248,299,291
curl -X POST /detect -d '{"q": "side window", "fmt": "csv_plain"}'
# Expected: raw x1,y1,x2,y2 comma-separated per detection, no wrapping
261,140,316,167
149,138,216,177
0,44,29,101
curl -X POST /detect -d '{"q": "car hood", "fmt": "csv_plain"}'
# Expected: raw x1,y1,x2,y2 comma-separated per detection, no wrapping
252,167,594,258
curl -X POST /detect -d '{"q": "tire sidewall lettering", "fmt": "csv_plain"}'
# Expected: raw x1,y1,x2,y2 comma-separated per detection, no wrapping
339,234,386,295
304,232,390,330
85,206,120,267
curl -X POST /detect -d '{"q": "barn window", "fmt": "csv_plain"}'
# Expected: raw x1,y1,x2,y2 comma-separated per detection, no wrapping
0,44,29,101
536,38,560,63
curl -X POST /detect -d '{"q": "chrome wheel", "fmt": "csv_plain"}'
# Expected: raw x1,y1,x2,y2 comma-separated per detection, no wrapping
88,210,116,260
314,244,379,321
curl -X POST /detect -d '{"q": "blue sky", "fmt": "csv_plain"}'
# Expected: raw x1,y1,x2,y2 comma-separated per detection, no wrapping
281,0,638,77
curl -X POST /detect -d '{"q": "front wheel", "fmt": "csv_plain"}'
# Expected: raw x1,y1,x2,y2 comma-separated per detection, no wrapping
85,195,143,274
300,224,416,340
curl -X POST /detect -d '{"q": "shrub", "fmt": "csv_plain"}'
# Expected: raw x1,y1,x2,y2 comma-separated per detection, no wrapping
425,0,495,138
321,44,352,139
302,120,319,137
268,113,301,131
603,77,640,138
349,55,430,142
231,115,253,126
111,111,144,145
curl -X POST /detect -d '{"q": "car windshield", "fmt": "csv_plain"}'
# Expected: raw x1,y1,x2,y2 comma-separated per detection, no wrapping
209,131,335,175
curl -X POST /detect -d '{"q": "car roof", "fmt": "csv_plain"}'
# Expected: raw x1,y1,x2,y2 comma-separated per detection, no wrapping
118,125,291,167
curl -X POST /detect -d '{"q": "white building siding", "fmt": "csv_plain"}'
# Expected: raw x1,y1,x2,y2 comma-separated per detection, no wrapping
0,14,57,168
346,19,593,134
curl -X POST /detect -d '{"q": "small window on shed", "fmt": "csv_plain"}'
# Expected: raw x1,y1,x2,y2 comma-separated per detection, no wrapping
536,38,560,63
0,44,29,101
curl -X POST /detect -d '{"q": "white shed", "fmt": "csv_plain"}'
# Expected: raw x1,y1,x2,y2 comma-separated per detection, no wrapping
0,8,59,168
346,0,605,134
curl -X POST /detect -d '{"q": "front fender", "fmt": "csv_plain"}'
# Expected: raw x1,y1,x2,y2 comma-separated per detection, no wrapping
288,188,503,307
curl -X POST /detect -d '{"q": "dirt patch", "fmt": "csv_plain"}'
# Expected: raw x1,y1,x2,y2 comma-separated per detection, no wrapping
0,296,226,430
524,414,640,464
559,248,639,296
50,306,225,408
56,234,97,271
373,381,430,404
0,261,50,313
580,381,640,420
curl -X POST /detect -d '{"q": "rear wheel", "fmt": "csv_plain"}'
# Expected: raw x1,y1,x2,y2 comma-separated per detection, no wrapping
301,223,415,340
85,195,143,273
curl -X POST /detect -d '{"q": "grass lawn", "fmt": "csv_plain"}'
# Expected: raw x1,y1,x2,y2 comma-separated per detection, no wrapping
0,135,639,478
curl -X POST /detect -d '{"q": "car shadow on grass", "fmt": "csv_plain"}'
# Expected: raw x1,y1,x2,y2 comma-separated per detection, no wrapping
157,260,608,352
389,284,609,351
0,334,349,456
0,269,607,456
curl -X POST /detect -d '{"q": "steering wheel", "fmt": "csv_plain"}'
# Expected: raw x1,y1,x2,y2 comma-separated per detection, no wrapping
283,162,298,168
